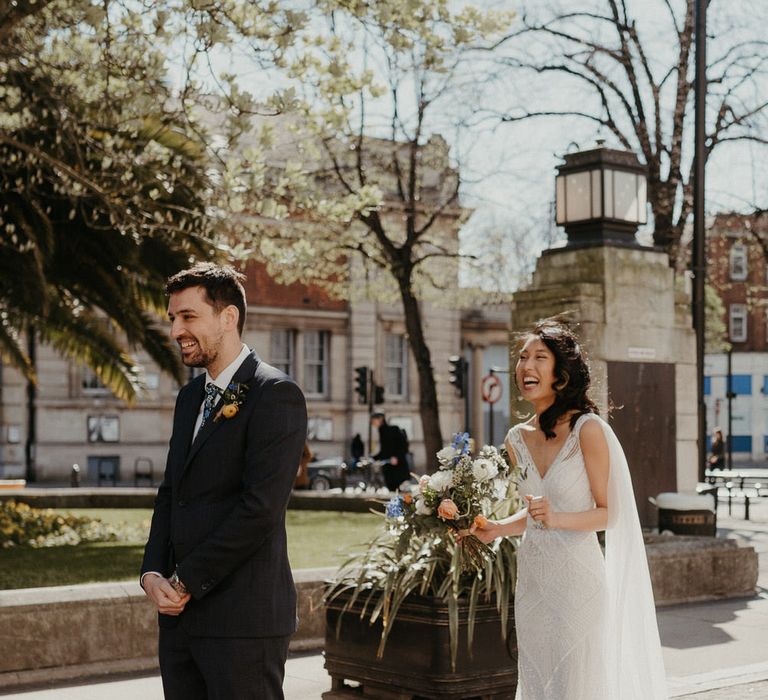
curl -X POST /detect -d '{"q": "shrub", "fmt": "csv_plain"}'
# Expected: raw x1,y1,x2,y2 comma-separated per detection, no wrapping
0,500,146,548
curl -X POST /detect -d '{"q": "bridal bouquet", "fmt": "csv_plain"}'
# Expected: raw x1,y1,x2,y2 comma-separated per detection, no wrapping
385,432,513,573
328,432,522,669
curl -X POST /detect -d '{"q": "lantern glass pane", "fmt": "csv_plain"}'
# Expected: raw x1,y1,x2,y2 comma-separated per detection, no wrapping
591,169,602,218
565,171,591,222
603,169,614,218
613,169,639,222
556,175,566,223
637,175,648,223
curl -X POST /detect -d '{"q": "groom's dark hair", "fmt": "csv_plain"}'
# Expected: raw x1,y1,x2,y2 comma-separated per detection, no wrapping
166,263,247,335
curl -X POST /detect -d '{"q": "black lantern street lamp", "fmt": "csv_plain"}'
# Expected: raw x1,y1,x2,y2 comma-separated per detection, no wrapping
555,145,648,249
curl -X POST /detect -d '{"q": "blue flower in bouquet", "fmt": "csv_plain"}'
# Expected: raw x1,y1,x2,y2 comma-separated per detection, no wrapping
451,432,471,455
385,496,405,519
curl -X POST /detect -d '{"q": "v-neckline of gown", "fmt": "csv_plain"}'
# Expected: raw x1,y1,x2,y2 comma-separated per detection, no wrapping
518,420,579,481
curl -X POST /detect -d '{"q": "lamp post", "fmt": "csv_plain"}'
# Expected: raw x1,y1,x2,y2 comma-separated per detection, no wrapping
555,144,648,249
693,0,708,481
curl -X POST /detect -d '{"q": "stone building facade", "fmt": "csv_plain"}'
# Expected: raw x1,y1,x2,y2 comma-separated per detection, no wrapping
0,259,506,482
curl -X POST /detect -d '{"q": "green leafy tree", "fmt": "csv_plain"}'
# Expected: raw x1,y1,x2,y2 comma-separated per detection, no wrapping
0,0,304,398
239,2,514,465
704,283,729,353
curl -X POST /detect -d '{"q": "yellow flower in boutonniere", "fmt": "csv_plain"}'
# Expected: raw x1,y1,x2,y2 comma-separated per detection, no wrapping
221,404,239,419
213,382,248,422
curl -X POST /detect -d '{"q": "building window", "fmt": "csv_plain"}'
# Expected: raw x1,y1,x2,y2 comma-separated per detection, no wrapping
87,415,120,442
271,329,295,376
729,375,752,396
729,304,747,342
81,366,110,395
384,333,408,400
304,331,329,398
729,243,748,281
307,416,333,441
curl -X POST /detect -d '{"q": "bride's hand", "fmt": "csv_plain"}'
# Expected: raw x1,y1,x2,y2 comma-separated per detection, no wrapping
525,494,554,529
468,517,500,545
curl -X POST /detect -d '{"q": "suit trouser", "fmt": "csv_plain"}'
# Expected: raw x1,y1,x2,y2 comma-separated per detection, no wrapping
159,624,291,700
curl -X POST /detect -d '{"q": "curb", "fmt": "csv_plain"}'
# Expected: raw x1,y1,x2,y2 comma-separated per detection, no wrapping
669,661,768,697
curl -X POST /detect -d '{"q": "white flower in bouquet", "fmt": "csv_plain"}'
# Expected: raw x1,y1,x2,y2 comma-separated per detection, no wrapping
415,497,432,515
436,446,460,466
492,477,509,500
427,469,454,493
471,458,498,482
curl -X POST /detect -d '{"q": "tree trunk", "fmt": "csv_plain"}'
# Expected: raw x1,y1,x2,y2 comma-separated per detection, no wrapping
25,327,37,483
397,276,443,473
649,178,681,263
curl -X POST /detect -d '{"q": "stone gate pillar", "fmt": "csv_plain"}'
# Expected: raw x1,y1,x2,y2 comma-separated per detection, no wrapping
510,147,697,527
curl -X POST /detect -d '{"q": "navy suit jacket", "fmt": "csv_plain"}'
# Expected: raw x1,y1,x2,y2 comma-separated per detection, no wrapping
141,350,307,637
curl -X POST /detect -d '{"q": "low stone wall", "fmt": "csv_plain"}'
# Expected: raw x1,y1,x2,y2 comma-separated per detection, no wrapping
0,537,758,691
646,535,758,605
0,488,384,512
0,568,335,691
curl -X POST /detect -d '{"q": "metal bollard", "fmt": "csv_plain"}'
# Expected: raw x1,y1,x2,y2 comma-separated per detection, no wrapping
70,463,81,488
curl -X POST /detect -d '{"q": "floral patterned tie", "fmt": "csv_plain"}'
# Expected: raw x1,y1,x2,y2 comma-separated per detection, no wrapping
200,383,222,429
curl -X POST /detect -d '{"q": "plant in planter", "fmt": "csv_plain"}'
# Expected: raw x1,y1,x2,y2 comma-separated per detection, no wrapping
325,433,523,698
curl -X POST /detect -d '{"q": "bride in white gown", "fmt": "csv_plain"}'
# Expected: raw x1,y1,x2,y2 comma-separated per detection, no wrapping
471,319,667,700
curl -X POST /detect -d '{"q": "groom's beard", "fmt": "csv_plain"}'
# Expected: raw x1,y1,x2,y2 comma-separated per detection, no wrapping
178,333,223,369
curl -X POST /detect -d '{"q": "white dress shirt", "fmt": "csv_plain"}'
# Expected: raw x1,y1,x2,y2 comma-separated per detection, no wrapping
191,343,252,440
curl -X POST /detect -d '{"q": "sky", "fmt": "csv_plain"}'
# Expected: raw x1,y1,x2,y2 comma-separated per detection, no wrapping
171,0,768,290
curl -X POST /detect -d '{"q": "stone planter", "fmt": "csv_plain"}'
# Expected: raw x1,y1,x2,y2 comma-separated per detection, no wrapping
323,590,517,699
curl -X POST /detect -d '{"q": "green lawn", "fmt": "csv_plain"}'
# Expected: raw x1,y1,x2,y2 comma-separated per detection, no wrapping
0,509,384,590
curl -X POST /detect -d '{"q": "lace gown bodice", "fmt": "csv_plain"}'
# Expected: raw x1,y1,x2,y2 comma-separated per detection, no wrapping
507,413,609,700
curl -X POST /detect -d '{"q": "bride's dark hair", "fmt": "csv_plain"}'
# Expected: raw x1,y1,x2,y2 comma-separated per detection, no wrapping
517,317,599,439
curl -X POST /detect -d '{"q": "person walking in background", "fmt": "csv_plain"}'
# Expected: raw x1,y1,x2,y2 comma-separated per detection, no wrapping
140,263,307,700
350,433,365,466
370,412,410,491
709,427,726,470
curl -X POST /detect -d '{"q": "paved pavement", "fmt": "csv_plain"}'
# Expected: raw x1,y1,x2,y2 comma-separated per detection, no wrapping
2,499,768,699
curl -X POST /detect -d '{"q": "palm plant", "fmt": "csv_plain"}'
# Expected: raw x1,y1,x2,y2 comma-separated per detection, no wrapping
0,17,220,400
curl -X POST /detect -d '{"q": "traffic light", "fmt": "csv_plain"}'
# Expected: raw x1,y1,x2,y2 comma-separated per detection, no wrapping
448,355,466,398
373,384,385,404
354,366,369,404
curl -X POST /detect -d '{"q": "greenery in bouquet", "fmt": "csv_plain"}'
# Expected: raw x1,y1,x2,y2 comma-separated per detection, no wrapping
327,433,523,669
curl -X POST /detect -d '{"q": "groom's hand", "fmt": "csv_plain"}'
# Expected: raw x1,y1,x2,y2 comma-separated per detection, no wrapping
143,574,191,615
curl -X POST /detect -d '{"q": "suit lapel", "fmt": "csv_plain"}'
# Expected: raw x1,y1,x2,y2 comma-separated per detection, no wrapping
179,377,205,457
180,351,260,476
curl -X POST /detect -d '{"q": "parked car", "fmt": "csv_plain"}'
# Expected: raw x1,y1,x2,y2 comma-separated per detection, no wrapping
306,457,348,491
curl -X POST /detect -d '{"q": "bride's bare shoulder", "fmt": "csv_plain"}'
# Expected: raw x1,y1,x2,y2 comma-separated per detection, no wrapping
516,418,536,434
578,415,608,449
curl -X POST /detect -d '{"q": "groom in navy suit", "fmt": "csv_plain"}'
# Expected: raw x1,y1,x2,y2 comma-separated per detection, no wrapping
141,263,307,699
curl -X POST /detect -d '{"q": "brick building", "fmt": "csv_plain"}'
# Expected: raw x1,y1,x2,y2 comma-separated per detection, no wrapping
705,212,768,460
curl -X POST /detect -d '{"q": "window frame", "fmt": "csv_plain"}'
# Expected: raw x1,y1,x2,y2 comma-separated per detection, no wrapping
729,303,748,342
729,243,748,281
384,332,408,401
303,330,330,399
270,328,296,377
